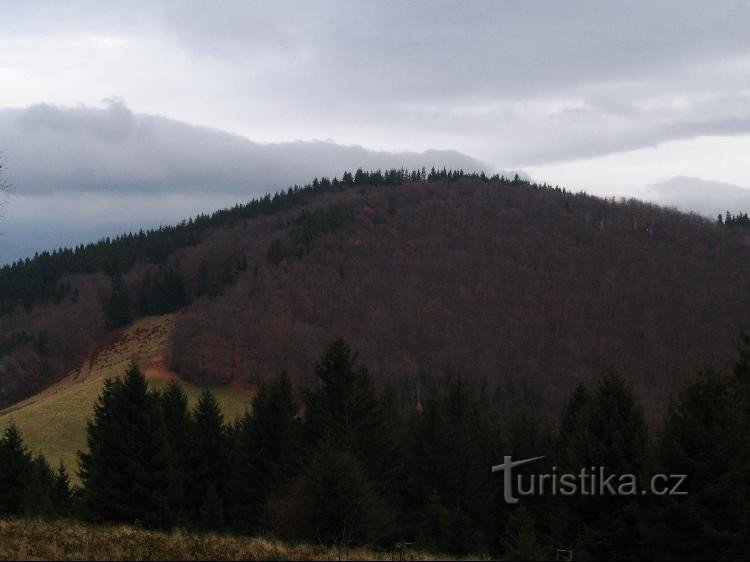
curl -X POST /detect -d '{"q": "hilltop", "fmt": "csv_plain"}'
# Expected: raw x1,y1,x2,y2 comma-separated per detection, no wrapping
2,170,750,421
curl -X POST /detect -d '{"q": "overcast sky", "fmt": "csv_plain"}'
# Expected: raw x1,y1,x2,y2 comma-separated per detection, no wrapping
2,0,750,263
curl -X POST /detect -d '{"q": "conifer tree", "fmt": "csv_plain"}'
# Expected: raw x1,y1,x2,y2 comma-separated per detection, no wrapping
302,444,375,546
24,455,55,518
187,390,229,530
299,339,398,545
159,381,192,523
564,371,648,560
230,373,299,533
52,462,73,517
78,364,173,528
502,506,547,561
0,423,33,516
645,370,750,559
105,274,132,328
303,338,389,479
408,376,500,554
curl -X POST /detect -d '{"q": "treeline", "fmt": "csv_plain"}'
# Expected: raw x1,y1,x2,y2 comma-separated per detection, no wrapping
719,211,750,228
3,337,750,559
0,168,527,316
267,203,354,265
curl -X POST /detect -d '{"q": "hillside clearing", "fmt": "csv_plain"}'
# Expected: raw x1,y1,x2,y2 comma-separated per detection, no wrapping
0,315,254,481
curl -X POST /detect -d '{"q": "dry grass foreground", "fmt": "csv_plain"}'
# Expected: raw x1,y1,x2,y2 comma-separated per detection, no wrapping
0,519,459,561
0,315,255,483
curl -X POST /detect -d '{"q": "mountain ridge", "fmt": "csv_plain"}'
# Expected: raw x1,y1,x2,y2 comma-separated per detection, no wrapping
2,170,750,422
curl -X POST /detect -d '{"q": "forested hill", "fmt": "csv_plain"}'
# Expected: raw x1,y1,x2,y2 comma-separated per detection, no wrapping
2,168,750,419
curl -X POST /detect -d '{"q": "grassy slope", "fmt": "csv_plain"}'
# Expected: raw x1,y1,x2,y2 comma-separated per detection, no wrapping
0,315,254,480
0,519,455,561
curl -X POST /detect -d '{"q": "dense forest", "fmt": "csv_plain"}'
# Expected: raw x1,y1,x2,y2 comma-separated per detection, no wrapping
2,337,749,560
3,169,750,419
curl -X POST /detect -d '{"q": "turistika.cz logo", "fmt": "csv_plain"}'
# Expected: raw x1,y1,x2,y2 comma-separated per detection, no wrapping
491,456,687,504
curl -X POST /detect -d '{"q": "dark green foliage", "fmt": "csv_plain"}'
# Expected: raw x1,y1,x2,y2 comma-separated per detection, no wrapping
301,445,376,547
0,425,71,519
644,371,750,559
78,364,173,528
0,331,31,358
502,506,547,561
229,373,300,533
158,382,192,524
406,376,500,554
290,204,352,250
186,390,229,530
7,332,750,558
199,484,225,531
0,424,33,516
138,268,187,316
557,372,649,560
720,211,750,228
303,338,389,472
105,274,132,328
24,456,55,518
266,238,286,265
266,204,353,265
52,463,73,517
298,339,395,545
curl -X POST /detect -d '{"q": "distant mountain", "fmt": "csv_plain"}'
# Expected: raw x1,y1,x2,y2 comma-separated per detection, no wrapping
2,171,750,422
647,176,750,218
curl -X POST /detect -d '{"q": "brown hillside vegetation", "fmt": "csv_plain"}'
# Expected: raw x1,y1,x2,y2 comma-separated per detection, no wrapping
170,179,750,421
0,519,453,561
3,177,750,421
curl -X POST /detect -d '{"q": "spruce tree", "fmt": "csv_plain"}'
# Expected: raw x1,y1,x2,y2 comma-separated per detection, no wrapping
0,423,33,516
304,339,389,479
78,364,173,528
302,445,374,546
564,371,648,560
159,381,192,523
106,274,132,328
645,370,750,559
230,373,299,533
24,455,55,518
408,377,500,554
52,462,73,517
300,339,397,545
187,390,229,530
502,506,547,561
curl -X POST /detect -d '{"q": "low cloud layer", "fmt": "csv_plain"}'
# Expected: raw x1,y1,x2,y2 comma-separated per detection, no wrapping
648,176,750,218
0,100,492,264
0,100,491,196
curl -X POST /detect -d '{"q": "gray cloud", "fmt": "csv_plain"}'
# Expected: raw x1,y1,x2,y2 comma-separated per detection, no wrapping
0,100,494,264
0,100,492,196
4,1,750,166
648,176,750,218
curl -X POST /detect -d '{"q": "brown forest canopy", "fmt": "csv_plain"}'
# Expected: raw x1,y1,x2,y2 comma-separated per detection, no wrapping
2,171,750,421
